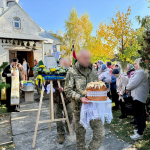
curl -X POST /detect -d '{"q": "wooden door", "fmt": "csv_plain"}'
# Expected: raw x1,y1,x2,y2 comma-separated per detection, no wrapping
9,51,17,63
27,51,34,77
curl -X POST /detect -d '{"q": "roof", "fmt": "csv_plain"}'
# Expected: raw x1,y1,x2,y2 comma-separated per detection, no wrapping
0,3,60,43
39,27,61,44
0,2,41,31
0,5,12,18
0,32,45,41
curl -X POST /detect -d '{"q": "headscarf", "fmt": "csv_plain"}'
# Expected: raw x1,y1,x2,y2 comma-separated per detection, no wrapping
98,60,103,71
127,64,135,75
101,64,107,71
134,58,142,70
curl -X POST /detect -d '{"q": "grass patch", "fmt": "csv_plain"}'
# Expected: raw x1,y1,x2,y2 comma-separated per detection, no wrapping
0,143,15,150
0,102,7,114
105,103,150,150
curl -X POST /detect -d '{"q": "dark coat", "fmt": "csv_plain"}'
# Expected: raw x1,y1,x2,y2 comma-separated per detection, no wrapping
111,74,117,90
2,65,22,84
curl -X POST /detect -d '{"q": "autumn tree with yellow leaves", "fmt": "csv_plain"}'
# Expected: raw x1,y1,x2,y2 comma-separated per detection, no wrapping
50,7,145,67
51,8,93,58
65,7,93,52
96,7,145,68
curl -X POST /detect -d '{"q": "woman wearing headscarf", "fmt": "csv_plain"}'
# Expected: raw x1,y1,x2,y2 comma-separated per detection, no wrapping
126,58,149,140
98,64,111,92
97,60,103,75
127,64,135,78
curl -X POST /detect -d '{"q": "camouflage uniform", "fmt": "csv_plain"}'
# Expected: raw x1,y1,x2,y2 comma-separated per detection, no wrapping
64,62,104,150
53,80,72,136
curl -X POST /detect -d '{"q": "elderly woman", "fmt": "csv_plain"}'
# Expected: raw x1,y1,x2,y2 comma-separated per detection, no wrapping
98,64,111,92
112,68,129,119
127,64,135,78
126,58,149,140
126,64,135,125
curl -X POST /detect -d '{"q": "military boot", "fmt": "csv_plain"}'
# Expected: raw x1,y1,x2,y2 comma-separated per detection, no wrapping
58,135,65,144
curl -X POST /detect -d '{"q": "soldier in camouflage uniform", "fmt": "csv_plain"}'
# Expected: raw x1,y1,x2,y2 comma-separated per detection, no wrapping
53,58,73,144
64,50,104,150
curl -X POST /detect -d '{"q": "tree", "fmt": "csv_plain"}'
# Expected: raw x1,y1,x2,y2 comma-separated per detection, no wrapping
0,62,10,90
50,8,93,58
135,16,150,30
96,7,145,69
50,30,71,57
65,7,93,52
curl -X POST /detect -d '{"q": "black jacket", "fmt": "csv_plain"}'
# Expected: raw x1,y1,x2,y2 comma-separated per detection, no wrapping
2,65,22,85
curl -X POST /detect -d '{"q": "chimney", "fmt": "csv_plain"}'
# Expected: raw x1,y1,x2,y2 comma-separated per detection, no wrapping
0,0,7,15
7,0,15,7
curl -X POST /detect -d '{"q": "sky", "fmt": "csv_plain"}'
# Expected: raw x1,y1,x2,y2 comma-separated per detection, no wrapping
19,0,150,36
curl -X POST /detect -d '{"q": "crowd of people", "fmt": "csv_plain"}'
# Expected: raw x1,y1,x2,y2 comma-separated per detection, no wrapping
1,49,149,150
94,58,149,141
55,50,149,149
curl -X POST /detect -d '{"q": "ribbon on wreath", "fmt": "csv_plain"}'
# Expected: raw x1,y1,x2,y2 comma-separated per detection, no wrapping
43,83,47,92
36,75,45,88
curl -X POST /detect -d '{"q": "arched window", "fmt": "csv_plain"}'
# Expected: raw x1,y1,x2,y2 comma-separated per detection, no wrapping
13,17,21,29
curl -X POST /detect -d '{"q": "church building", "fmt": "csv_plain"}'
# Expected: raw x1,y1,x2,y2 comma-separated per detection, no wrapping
0,0,60,76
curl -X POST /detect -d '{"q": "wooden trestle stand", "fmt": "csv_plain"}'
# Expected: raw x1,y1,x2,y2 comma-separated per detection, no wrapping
32,79,73,148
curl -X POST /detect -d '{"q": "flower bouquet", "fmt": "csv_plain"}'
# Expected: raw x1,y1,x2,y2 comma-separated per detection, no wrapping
33,60,68,80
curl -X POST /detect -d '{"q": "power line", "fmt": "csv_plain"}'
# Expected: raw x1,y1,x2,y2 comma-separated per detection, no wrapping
102,0,144,23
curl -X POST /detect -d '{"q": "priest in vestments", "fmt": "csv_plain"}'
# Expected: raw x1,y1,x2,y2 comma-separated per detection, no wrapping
2,58,23,112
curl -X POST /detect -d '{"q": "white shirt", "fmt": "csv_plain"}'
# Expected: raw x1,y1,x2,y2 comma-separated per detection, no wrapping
22,62,30,73
23,62,27,73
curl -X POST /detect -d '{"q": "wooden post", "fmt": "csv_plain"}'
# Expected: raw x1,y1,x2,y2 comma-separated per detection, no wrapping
50,81,54,121
32,79,73,148
49,81,54,131
49,90,52,131
32,84,44,148
57,80,73,142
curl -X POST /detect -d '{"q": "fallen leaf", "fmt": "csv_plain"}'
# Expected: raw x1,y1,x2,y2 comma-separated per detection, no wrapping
7,132,10,134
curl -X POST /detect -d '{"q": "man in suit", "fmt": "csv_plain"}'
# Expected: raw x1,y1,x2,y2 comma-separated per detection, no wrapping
2,58,23,112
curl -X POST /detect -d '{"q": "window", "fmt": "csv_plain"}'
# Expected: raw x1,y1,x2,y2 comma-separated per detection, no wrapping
14,18,20,29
